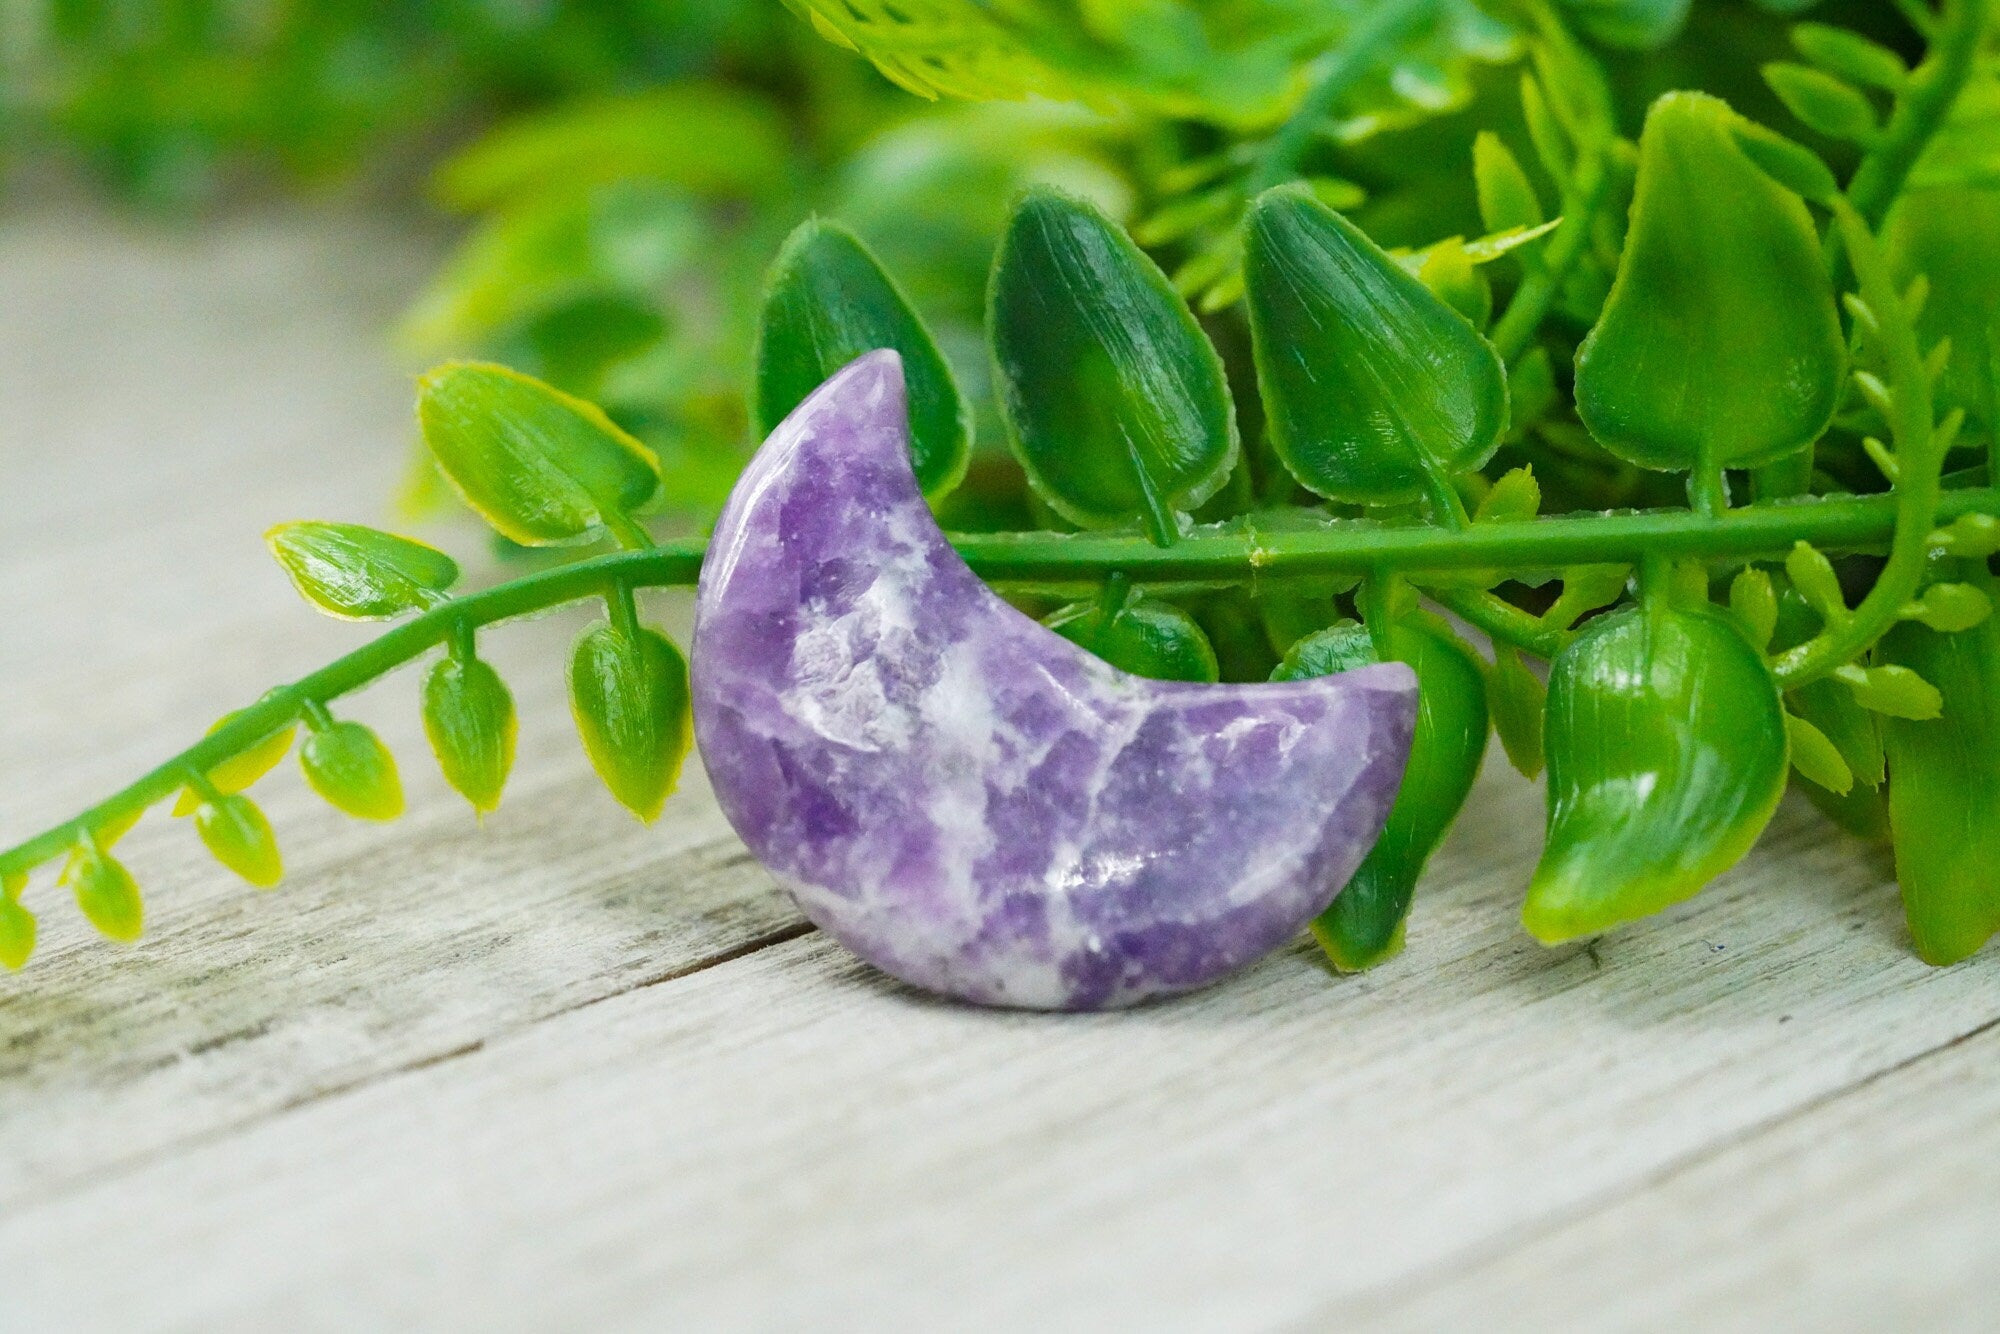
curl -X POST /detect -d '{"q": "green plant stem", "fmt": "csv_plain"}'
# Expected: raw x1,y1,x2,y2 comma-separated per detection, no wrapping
9,479,2000,880
0,544,703,880
1774,200,1944,690
1765,0,1988,505
1688,453,1730,518
1415,469,1572,657
1490,148,1610,364
1845,0,1988,231
1246,0,1437,194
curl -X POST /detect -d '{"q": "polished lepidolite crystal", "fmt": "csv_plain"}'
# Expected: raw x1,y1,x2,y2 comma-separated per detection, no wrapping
692,352,1416,1009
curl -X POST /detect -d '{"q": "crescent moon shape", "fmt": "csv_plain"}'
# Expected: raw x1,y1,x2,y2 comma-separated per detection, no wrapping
692,351,1417,1009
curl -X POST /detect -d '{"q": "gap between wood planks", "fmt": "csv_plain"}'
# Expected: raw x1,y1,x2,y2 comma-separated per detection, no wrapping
1331,1006,2000,1326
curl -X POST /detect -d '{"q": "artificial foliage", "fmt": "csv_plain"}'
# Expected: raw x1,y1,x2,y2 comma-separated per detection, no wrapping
5,0,2000,980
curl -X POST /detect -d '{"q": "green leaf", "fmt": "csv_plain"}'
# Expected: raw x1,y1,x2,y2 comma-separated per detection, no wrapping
1785,711,1853,795
1474,466,1541,524
1243,184,1507,506
1729,567,1779,651
0,876,34,971
989,188,1237,545
1473,131,1544,235
1836,663,1943,720
1903,582,1993,634
1764,63,1881,144
1524,602,1789,943
194,794,283,889
62,842,143,943
1879,575,2000,963
1520,74,1573,185
301,720,405,821
1792,23,1908,92
266,522,459,621
1486,644,1547,779
755,219,970,498
417,361,662,548
171,716,296,816
1416,238,1493,330
1932,512,2000,559
1575,93,1844,473
1731,123,1842,206
571,621,692,822
423,655,518,816
1280,616,1489,972
1044,590,1219,683
1785,542,1847,621
1774,582,1886,789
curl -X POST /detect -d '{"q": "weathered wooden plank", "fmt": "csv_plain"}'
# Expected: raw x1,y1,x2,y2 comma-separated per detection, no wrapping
0,209,804,1206
3,770,1993,1330
1357,1021,2000,1331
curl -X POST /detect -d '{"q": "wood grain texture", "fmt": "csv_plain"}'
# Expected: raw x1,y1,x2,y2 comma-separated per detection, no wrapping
0,207,804,1206
3,207,1997,1332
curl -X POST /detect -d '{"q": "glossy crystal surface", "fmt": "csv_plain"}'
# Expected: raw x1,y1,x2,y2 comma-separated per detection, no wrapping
692,352,1416,1009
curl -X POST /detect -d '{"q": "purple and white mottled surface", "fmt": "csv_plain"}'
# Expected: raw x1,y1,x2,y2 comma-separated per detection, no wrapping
692,352,1416,1009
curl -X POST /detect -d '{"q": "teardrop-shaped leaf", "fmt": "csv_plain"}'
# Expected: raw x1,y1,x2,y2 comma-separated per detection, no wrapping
266,522,460,621
1731,123,1842,206
1473,131,1545,235
301,720,405,821
61,843,143,943
1575,93,1844,473
571,621,692,822
417,361,661,547
1278,616,1489,971
194,794,283,888
1764,63,1881,144
171,716,296,816
1728,568,1779,651
1878,573,2000,964
423,654,518,815
755,219,970,498
1785,712,1854,795
1904,581,1993,633
1487,644,1547,779
1838,663,1943,720
1524,601,1789,943
988,188,1237,545
0,876,34,971
1244,184,1507,506
1793,24,1908,91
1044,591,1219,682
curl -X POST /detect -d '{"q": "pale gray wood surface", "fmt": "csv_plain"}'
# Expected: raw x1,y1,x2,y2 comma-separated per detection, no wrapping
1,207,1995,1332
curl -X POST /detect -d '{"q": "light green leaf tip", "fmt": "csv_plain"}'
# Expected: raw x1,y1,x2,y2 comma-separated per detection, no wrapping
62,843,144,943
301,720,405,821
267,521,459,621
570,621,692,823
423,655,518,816
417,361,662,548
194,794,284,889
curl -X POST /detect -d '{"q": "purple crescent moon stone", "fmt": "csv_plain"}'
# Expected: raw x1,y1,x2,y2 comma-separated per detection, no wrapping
691,351,1417,1009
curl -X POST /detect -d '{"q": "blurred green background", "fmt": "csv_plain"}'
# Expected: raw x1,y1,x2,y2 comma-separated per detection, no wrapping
3,1,1920,530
